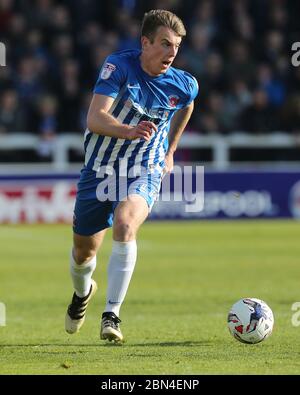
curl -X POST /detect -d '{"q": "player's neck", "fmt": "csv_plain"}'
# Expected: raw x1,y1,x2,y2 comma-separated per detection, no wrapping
139,54,161,77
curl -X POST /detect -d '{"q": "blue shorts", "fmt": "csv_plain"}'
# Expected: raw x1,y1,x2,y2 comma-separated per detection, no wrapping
73,167,162,236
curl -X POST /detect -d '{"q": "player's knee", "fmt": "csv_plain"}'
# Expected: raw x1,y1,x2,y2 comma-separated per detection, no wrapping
73,246,96,265
113,221,135,242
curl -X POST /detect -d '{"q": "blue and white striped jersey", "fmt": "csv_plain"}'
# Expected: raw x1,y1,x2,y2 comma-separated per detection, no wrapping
84,49,199,175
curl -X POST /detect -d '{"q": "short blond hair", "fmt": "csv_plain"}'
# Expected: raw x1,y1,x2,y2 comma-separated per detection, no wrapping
141,9,186,42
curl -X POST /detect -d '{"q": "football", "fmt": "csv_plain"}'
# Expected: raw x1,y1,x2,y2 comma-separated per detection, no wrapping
227,298,274,344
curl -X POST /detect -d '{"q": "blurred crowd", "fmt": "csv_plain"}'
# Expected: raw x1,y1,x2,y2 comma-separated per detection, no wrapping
0,0,300,160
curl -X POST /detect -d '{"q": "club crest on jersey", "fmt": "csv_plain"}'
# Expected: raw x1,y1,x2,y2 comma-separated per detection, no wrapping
168,95,179,108
101,62,116,80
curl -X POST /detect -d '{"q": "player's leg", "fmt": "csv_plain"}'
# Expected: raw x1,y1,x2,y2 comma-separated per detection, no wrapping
71,230,107,297
66,167,115,334
100,195,149,342
66,230,107,334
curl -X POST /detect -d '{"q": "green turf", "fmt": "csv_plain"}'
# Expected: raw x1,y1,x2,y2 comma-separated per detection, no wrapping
0,220,300,374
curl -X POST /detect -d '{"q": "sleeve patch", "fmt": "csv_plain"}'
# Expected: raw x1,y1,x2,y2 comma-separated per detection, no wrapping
100,63,117,80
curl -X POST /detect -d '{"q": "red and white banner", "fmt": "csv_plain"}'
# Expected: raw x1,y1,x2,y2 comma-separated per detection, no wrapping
0,181,76,223
1,170,300,223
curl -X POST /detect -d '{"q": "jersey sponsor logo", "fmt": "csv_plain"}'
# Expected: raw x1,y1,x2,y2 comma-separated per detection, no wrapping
168,95,179,108
101,62,116,80
123,98,170,123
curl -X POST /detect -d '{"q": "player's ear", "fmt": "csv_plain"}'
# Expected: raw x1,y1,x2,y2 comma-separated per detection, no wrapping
141,35,150,50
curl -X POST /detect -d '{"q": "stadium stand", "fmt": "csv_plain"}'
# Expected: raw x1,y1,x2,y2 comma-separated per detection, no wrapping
1,0,300,167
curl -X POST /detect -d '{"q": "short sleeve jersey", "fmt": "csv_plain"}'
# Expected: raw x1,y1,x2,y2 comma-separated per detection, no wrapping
84,49,199,174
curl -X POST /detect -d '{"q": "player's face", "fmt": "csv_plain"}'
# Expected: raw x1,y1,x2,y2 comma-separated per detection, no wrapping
141,26,182,76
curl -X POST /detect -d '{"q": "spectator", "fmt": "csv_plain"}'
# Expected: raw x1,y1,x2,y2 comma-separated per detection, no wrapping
0,89,25,133
239,89,278,133
223,79,252,130
58,59,81,132
256,63,286,107
36,95,58,159
0,0,13,34
183,24,212,79
280,95,300,134
201,52,225,94
0,0,298,150
225,40,255,83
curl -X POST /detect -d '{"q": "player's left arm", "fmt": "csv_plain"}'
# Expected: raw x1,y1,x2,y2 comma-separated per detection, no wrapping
164,101,194,174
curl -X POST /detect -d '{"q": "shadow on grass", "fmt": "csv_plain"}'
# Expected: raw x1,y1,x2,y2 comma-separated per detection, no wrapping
0,340,212,348
125,341,213,347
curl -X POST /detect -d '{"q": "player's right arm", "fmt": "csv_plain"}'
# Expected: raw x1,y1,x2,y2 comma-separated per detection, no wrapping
87,94,157,141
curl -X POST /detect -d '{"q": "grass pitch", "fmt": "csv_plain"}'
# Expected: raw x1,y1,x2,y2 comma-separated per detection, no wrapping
0,220,300,375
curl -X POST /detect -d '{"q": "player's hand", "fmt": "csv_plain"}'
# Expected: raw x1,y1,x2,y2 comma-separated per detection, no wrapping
127,121,157,141
163,152,174,175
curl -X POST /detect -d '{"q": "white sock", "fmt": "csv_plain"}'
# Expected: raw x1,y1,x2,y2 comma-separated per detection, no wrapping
104,240,137,317
70,251,97,298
